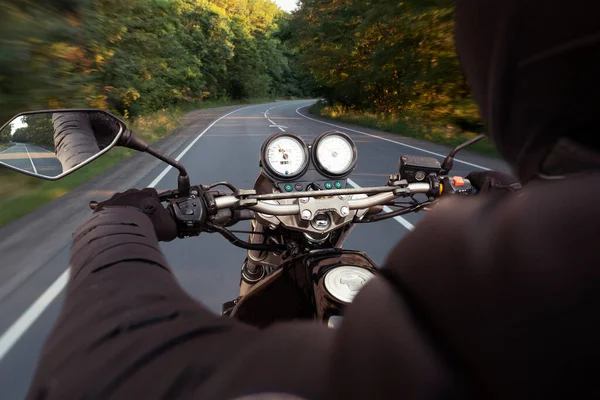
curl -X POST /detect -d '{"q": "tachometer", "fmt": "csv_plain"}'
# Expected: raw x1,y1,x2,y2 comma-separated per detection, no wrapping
262,133,309,179
313,131,357,177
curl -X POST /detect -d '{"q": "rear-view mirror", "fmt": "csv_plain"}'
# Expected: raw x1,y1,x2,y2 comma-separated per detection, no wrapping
0,110,125,180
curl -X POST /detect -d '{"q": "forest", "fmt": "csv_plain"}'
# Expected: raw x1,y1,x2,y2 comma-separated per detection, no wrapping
290,0,483,143
0,0,311,127
1,0,479,145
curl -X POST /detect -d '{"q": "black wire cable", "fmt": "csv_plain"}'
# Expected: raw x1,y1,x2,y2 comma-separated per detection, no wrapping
207,181,238,192
356,202,431,223
205,222,286,252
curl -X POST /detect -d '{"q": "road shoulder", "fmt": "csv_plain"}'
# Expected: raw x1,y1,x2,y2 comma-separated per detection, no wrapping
296,104,510,172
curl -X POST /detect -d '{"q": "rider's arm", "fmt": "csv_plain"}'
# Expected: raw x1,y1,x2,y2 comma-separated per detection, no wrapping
333,177,600,398
52,113,100,171
26,207,335,399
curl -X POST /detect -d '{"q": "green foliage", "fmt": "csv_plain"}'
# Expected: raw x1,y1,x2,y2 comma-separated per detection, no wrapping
311,101,499,157
0,124,11,143
11,115,55,148
292,0,481,135
0,0,310,122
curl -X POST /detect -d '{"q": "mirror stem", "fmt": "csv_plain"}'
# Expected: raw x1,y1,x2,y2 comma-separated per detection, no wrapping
120,129,191,195
440,134,486,174
146,147,190,194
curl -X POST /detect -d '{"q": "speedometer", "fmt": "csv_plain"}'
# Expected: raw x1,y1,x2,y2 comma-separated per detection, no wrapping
261,133,309,179
313,131,357,177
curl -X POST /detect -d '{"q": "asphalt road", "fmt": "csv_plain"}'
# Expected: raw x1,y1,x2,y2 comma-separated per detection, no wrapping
0,100,508,399
0,143,62,177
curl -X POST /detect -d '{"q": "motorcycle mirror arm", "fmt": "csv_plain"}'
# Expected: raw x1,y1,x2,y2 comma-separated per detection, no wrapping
118,129,191,195
440,133,486,174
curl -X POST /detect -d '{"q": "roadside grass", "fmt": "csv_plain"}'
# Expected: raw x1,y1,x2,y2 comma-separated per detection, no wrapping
309,102,500,158
0,98,276,228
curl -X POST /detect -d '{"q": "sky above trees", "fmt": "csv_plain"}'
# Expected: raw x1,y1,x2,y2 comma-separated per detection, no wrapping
274,0,297,12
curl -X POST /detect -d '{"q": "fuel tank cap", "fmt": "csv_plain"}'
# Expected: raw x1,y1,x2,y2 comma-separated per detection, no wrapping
324,266,375,304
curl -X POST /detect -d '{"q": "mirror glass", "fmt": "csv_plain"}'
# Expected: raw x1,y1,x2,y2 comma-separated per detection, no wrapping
0,110,124,179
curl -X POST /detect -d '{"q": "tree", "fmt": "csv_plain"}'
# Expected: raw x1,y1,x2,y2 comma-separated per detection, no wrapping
10,114,54,148
0,123,12,143
0,0,309,122
291,0,474,126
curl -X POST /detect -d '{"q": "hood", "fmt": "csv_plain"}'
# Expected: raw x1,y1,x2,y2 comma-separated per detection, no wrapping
454,0,600,181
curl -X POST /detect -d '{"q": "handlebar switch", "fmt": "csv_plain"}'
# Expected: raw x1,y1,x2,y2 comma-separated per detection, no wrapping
442,176,474,195
172,196,207,234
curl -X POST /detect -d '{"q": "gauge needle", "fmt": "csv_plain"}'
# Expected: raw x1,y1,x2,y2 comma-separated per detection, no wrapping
278,144,289,160
323,145,337,157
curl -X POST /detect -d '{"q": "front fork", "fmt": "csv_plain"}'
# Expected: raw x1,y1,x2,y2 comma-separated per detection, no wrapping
221,259,266,316
222,220,269,316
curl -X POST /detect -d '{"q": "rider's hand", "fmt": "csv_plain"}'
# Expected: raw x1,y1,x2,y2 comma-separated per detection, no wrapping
466,171,521,193
94,188,178,242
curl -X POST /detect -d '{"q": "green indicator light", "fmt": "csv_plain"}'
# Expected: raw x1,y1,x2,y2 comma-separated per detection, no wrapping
335,181,343,189
324,182,333,189
285,184,293,192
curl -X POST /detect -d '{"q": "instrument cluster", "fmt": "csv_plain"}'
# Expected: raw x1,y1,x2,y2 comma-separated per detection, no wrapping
260,131,358,192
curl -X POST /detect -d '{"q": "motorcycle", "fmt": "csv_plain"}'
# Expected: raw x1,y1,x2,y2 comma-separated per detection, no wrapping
0,109,482,329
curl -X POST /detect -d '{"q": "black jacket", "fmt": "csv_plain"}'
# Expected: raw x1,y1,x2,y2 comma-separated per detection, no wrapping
26,173,600,399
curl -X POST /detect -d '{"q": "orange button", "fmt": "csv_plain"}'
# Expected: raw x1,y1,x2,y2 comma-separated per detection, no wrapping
453,176,465,187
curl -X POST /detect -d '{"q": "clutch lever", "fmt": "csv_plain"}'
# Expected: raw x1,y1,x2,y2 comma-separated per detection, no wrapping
89,189,177,210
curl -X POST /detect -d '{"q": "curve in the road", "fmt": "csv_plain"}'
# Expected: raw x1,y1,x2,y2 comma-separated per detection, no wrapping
295,104,491,171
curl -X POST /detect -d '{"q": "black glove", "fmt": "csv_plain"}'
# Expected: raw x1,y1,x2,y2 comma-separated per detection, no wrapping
466,171,522,193
94,188,178,241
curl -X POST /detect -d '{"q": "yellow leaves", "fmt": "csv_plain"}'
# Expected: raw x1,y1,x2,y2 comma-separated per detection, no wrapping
65,13,81,27
87,94,109,110
120,88,141,108
47,99,63,109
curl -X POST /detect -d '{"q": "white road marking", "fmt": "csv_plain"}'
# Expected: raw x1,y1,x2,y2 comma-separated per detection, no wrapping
23,145,38,174
267,118,287,132
263,105,292,133
0,145,20,154
0,102,267,363
265,102,304,118
149,105,259,188
347,178,415,231
295,104,491,171
269,124,287,132
0,270,69,362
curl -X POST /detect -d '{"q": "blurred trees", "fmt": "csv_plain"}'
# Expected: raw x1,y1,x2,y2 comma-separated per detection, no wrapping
0,0,479,134
0,0,311,123
291,0,479,129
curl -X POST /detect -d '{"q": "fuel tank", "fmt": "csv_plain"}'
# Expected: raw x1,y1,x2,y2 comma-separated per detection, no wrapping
231,249,377,328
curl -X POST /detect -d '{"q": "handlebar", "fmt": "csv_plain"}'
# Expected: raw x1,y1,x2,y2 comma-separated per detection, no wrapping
87,176,472,251
89,177,472,246
213,182,432,216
